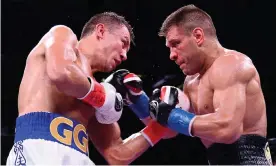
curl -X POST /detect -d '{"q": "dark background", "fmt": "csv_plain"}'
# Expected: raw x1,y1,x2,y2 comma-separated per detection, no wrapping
2,0,276,164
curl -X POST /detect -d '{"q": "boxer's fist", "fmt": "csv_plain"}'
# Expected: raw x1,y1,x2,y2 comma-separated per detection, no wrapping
149,86,191,126
104,69,150,120
78,77,124,124
104,69,143,104
150,86,196,137
149,86,178,126
95,83,124,124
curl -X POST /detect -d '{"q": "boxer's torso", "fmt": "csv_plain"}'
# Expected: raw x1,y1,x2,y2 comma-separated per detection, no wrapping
18,35,95,128
184,50,267,148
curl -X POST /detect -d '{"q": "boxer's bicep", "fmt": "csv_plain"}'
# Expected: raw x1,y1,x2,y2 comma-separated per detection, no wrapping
192,59,255,143
213,59,256,126
183,76,193,113
192,84,246,143
87,117,150,165
87,117,122,156
213,82,246,129
210,60,255,138
44,25,78,80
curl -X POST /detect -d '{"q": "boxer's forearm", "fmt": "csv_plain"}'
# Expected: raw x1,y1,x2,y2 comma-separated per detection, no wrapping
45,31,90,98
45,26,90,98
105,133,150,165
50,63,90,98
191,112,242,144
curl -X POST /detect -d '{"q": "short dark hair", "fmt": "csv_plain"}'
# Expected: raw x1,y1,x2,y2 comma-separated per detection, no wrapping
81,12,135,44
159,4,216,38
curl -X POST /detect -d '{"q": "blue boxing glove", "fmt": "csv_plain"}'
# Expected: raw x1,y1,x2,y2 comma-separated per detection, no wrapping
104,69,150,119
167,108,196,137
149,86,196,137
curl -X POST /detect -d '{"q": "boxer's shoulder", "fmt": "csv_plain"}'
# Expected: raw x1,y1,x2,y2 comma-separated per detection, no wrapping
210,51,256,86
40,25,76,45
48,25,75,35
27,25,77,60
213,51,250,67
44,25,78,46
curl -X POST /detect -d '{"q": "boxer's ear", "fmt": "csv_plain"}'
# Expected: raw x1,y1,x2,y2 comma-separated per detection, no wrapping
95,23,105,39
192,27,204,46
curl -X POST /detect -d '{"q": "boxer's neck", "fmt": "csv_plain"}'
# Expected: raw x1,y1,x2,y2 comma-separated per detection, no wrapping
74,47,94,76
77,37,103,74
199,40,225,76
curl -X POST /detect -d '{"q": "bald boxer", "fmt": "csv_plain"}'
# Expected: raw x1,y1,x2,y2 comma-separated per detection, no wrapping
6,12,174,165
149,4,273,165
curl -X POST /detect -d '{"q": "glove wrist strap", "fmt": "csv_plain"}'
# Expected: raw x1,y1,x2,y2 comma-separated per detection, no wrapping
78,77,106,108
167,108,196,137
140,120,168,146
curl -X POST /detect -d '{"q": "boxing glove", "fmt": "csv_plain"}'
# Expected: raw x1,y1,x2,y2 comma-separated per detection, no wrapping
78,77,123,124
149,86,196,136
104,69,150,120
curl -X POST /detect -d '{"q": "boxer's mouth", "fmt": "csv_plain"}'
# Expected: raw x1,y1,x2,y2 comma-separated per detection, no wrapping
176,60,185,66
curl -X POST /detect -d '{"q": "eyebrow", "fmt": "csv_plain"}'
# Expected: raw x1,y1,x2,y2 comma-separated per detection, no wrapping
166,38,178,47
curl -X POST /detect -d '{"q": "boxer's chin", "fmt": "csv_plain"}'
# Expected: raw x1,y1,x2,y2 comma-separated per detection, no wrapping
101,64,115,73
106,61,117,72
183,69,197,76
182,68,190,75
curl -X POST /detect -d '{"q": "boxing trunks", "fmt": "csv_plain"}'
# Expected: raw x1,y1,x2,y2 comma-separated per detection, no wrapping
6,112,95,165
206,134,273,165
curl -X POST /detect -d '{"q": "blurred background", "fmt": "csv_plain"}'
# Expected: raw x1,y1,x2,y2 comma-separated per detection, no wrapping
2,0,276,164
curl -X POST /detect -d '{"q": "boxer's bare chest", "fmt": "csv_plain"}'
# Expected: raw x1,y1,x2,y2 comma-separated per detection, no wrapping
61,52,95,127
60,99,96,127
186,73,215,115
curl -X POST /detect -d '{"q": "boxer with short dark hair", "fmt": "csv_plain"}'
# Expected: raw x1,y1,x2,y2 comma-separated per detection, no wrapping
6,12,175,165
150,4,273,165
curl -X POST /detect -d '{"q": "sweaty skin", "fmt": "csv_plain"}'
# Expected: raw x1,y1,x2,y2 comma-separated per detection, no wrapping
165,24,266,148
18,25,151,165
184,50,266,148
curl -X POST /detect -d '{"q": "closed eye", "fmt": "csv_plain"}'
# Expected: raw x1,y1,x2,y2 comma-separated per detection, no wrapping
122,40,127,46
